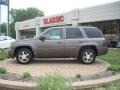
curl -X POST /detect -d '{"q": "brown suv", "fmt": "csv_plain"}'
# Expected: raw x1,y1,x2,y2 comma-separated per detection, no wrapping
9,26,108,64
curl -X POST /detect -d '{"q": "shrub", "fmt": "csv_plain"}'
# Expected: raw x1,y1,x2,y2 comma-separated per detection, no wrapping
112,72,116,75
22,72,31,78
76,74,81,78
36,73,72,90
0,54,6,60
0,49,7,61
95,87,106,90
0,67,7,75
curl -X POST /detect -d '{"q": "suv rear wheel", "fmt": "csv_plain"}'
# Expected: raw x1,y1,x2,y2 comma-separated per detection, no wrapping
79,48,96,64
16,48,33,64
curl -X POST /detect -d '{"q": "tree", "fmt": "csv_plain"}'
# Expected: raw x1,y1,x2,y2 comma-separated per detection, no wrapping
0,23,7,35
10,7,44,38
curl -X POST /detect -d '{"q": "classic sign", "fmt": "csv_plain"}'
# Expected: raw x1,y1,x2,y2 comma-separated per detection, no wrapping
0,0,8,5
43,15,64,24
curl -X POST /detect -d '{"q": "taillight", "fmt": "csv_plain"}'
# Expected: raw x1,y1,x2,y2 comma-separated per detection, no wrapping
103,40,107,47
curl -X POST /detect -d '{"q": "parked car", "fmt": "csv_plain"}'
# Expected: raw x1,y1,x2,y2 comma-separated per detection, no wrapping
0,36,15,49
9,26,108,64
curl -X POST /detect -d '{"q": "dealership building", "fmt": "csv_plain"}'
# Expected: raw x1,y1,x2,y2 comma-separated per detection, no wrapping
15,1,120,47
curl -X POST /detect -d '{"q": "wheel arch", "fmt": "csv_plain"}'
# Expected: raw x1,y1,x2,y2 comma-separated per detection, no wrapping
14,46,34,57
79,45,98,57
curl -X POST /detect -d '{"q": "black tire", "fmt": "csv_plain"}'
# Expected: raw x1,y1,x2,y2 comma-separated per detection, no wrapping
16,48,33,64
79,48,96,64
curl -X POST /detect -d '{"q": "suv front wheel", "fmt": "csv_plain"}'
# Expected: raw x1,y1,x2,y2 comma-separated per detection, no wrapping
79,48,96,64
16,48,33,64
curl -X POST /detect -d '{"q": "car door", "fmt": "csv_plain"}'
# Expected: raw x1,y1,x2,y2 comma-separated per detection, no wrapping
0,38,4,48
37,28,65,58
65,27,84,58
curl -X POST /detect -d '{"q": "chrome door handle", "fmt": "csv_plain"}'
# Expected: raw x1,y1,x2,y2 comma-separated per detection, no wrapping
57,42,62,44
79,41,85,43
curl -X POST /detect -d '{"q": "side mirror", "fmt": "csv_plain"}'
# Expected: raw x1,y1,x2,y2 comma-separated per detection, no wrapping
39,36,45,41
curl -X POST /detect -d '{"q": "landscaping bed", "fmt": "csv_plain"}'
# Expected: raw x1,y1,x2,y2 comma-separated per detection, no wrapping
0,48,120,90
0,70,119,83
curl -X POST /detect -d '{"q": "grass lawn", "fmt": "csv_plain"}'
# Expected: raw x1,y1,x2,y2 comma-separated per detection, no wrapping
97,48,120,66
96,48,120,90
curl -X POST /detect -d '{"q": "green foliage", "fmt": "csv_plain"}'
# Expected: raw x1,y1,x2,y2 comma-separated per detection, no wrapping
9,7,44,38
95,87,106,90
36,73,72,90
0,67,7,75
0,49,7,61
22,72,31,79
97,48,120,66
10,7,44,22
95,81,120,90
9,22,16,38
0,23,7,35
76,74,81,78
108,65,120,72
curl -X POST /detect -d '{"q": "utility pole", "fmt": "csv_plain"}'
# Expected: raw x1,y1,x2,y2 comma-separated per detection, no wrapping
0,5,1,35
7,0,9,36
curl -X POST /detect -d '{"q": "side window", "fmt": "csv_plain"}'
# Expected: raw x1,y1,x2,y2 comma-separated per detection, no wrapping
2,37,7,40
0,38,3,41
66,28,83,39
8,37,13,40
83,28,103,38
42,28,63,40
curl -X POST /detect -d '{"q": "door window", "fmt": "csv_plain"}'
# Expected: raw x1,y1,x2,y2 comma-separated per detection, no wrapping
66,28,83,39
42,28,63,40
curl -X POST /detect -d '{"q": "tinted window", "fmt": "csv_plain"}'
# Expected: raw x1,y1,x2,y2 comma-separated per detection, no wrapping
42,28,63,40
66,28,83,39
83,28,103,38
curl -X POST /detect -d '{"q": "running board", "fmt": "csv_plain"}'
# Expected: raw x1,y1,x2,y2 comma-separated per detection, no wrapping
33,58,76,60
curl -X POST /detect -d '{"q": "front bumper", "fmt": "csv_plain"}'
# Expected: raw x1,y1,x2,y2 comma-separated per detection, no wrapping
8,48,14,58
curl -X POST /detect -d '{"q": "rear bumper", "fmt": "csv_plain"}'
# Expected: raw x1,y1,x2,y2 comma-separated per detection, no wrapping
98,47,108,55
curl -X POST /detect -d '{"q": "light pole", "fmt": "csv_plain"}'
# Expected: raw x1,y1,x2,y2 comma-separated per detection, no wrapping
0,0,10,36
7,0,9,36
0,5,1,35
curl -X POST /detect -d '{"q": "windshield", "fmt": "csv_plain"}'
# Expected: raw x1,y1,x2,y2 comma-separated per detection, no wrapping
0,38,4,41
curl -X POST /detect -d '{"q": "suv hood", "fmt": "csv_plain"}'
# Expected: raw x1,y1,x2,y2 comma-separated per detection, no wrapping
15,38,36,43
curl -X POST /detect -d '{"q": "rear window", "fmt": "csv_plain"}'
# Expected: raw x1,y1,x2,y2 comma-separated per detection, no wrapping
83,28,103,38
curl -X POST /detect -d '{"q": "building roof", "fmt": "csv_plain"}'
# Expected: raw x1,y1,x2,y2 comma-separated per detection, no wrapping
78,1,120,23
15,1,120,30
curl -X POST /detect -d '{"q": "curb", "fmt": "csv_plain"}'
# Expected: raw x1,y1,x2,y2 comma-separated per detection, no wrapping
0,74,120,90
97,59,110,67
0,78,35,90
72,74,120,89
0,59,118,90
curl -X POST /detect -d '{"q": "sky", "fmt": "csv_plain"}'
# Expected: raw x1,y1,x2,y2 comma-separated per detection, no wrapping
0,0,119,23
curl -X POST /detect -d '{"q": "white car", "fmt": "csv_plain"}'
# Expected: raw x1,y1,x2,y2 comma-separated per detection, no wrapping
0,36,15,49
